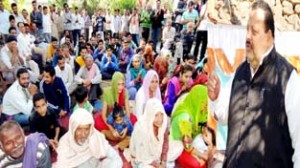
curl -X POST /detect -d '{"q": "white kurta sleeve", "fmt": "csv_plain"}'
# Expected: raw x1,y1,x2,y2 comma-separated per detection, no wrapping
285,70,300,168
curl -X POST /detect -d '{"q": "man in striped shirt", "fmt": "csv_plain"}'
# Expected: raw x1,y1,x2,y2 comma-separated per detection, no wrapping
0,121,51,168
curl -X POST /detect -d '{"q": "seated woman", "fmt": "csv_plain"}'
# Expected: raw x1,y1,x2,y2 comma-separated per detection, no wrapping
135,69,161,119
95,72,137,136
75,54,102,103
170,85,209,168
124,98,183,168
125,54,146,100
163,64,193,116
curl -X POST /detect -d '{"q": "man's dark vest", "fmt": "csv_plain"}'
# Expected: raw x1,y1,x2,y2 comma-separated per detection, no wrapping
224,48,294,168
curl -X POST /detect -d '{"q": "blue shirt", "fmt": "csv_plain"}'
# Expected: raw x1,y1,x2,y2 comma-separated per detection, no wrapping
42,77,70,114
100,54,119,72
107,114,133,136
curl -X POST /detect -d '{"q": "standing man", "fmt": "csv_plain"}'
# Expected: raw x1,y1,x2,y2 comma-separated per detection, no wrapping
0,0,11,40
30,1,43,35
82,9,91,42
111,9,121,38
208,1,300,167
150,0,164,51
72,7,83,46
11,3,25,24
63,3,73,41
140,3,152,41
180,1,198,31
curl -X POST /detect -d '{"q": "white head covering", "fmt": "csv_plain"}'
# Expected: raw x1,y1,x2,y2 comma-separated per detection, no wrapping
125,98,168,166
56,108,110,168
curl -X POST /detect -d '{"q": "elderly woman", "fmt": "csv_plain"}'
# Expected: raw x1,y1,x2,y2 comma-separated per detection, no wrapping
125,54,146,100
124,98,183,168
75,54,102,102
56,108,122,168
135,70,161,119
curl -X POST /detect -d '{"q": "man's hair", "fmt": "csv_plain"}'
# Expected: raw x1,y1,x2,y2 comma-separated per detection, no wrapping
0,121,22,138
32,0,36,4
79,46,87,52
51,36,58,42
11,3,17,8
251,0,275,38
33,92,46,107
43,65,56,77
9,15,15,22
16,68,29,78
63,3,68,8
74,86,88,104
57,55,64,61
8,26,17,33
98,39,104,45
17,22,24,28
43,6,47,10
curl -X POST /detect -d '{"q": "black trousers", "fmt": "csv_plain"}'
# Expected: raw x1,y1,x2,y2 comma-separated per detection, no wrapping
193,30,208,61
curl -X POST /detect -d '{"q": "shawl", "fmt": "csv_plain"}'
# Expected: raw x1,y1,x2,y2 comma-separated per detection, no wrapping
129,54,146,90
23,133,49,168
75,56,85,67
86,63,98,90
170,85,208,140
124,98,168,166
103,72,129,108
56,108,110,168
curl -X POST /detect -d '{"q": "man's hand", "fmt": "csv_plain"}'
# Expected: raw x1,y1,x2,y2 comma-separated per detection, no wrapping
207,71,220,101
112,129,120,138
59,110,67,117
49,139,58,151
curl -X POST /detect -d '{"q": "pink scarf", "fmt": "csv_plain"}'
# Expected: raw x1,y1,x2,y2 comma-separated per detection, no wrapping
86,64,97,90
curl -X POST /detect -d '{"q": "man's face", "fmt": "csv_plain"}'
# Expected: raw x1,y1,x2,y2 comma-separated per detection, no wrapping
157,1,161,9
90,38,97,46
74,124,91,145
79,37,84,43
34,99,47,117
22,10,27,17
80,49,87,57
85,58,94,69
12,6,18,14
57,59,65,70
0,125,25,159
0,2,3,10
43,8,48,14
246,9,273,70
111,38,116,45
106,49,112,56
32,2,37,10
123,42,129,50
18,72,30,88
140,40,146,48
10,19,16,27
10,29,17,36
43,72,54,84
51,41,58,49
7,41,18,51
98,42,104,50
65,37,70,44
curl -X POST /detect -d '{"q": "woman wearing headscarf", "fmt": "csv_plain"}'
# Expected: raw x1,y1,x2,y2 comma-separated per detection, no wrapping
135,70,161,119
56,108,122,168
95,72,137,136
170,85,208,168
124,98,183,168
125,54,147,100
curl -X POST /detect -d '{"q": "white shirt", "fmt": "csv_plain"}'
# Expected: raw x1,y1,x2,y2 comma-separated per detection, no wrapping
111,15,121,34
75,64,102,84
17,32,35,57
72,13,84,30
42,13,52,33
129,15,139,34
162,26,176,42
121,15,129,32
12,13,25,24
55,63,74,90
64,12,73,30
0,9,10,34
0,45,26,69
209,47,300,167
2,81,33,116
197,4,208,31
105,14,112,31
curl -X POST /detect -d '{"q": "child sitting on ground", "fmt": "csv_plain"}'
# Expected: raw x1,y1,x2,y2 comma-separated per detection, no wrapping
106,103,133,150
73,86,94,113
29,93,62,149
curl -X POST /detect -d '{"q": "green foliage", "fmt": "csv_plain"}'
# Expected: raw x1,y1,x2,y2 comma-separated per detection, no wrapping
2,0,26,12
54,0,68,8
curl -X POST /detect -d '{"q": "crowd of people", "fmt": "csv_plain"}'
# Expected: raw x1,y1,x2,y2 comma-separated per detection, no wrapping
1,0,300,167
